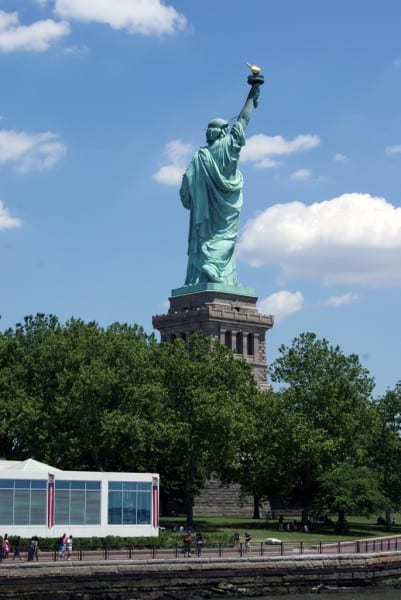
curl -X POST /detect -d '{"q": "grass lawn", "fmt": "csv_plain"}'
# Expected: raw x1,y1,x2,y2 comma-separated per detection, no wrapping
159,515,401,546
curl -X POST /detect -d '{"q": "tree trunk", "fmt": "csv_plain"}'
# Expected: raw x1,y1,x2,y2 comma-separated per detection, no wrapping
385,509,392,530
253,495,260,519
184,465,195,528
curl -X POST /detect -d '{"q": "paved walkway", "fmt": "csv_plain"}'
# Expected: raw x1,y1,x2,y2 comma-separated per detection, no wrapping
1,535,401,566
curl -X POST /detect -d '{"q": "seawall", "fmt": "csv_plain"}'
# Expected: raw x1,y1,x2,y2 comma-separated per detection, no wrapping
1,553,401,599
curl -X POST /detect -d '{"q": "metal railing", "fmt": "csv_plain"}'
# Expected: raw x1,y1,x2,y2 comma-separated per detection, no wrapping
1,536,400,564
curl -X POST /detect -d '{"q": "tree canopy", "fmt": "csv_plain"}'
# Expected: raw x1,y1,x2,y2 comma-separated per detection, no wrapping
0,315,258,525
1,318,400,526
266,332,379,524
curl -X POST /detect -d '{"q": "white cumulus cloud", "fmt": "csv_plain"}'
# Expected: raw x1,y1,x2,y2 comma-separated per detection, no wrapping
0,129,66,172
0,10,69,52
237,193,401,286
54,0,187,36
241,133,320,168
258,290,303,322
333,153,350,162
290,168,312,181
0,201,21,230
153,139,193,186
323,292,359,308
385,145,401,156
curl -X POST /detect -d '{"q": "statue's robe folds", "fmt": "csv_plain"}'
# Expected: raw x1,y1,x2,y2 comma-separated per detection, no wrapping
180,122,245,286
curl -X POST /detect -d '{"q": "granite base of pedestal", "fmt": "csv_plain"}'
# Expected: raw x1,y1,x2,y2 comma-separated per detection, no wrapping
152,288,274,390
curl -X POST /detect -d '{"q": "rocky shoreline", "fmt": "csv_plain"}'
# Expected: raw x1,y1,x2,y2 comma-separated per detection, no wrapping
1,552,401,599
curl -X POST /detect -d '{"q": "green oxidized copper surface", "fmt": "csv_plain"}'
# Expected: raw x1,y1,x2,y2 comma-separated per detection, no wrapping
171,282,256,298
178,67,264,292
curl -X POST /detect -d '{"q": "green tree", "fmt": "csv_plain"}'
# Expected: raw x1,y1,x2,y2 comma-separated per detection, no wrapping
156,333,258,526
269,332,377,524
222,388,297,518
0,314,163,472
372,382,401,528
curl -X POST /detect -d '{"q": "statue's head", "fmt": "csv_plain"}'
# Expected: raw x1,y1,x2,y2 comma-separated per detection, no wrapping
206,118,229,144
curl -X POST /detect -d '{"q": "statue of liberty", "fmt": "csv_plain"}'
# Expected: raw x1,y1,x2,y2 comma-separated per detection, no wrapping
179,65,264,287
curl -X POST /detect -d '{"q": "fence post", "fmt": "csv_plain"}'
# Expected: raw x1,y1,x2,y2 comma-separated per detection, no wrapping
152,545,156,559
337,541,341,554
280,542,284,556
175,543,179,558
79,547,83,561
53,545,57,562
103,546,108,560
260,542,264,556
128,545,132,559
319,541,322,554
218,543,223,557
239,542,243,557
356,541,360,553
300,541,303,555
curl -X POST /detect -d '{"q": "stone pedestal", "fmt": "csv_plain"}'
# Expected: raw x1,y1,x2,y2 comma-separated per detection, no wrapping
152,285,274,390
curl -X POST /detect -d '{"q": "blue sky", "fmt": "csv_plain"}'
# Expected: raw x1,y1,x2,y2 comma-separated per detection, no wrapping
1,0,401,397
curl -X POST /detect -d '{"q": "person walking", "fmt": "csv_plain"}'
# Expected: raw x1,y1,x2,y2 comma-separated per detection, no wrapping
195,532,204,556
28,536,39,561
66,535,73,560
2,534,10,558
183,531,192,558
12,535,21,560
57,533,67,559
244,531,252,553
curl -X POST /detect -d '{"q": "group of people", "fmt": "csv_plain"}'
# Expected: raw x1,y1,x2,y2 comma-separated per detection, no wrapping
180,529,254,557
233,531,252,552
2,534,23,560
182,531,204,557
57,533,73,559
1,533,73,561
1,534,37,560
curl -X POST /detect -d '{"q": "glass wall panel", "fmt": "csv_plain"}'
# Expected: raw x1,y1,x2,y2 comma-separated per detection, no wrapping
15,479,30,489
86,481,101,491
31,480,47,489
109,482,122,491
137,491,151,524
55,489,70,524
86,491,101,524
0,480,47,525
122,490,136,524
108,481,152,525
70,490,85,524
108,490,122,524
0,479,13,488
138,483,151,492
31,490,47,525
0,490,13,524
14,490,30,524
71,480,85,490
55,481,101,525
55,480,69,489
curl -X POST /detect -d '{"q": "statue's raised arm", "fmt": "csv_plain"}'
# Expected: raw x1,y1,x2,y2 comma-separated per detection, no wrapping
237,63,264,131
179,65,264,288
